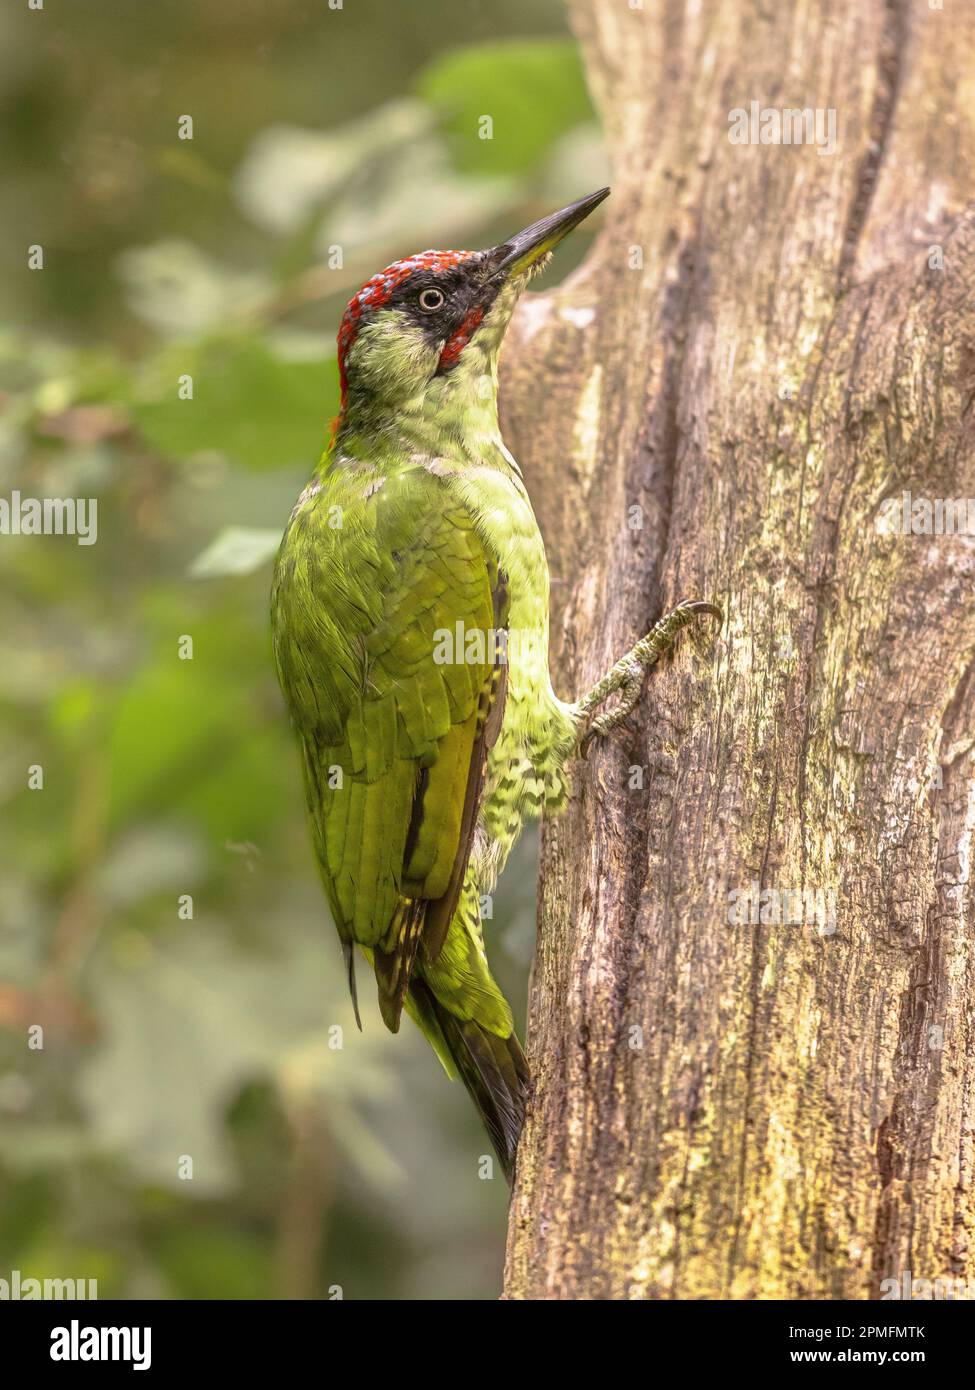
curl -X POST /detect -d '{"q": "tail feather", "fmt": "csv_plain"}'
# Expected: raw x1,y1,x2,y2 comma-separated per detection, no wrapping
374,898,426,1032
410,977,529,1182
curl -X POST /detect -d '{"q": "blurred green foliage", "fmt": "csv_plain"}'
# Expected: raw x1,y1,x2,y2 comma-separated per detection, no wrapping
0,0,606,1299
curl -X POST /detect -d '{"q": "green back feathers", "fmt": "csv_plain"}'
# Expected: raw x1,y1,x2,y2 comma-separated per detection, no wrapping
272,458,505,1031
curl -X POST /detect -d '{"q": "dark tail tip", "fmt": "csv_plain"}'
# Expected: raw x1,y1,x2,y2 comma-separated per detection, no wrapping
343,941,362,1031
413,980,529,1182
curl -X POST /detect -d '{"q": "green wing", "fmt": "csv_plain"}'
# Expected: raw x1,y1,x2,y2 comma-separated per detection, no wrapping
271,459,505,1031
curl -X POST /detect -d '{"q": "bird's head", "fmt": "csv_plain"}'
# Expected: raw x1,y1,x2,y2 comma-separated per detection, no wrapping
335,187,609,426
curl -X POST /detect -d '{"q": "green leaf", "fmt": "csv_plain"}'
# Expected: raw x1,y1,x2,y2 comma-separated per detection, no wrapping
234,100,433,237
104,641,287,842
77,920,393,1196
417,39,594,176
189,526,283,578
130,337,338,471
117,241,268,337
151,1226,268,1300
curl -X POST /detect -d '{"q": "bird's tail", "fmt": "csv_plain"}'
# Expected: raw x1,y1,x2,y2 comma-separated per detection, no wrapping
407,974,529,1182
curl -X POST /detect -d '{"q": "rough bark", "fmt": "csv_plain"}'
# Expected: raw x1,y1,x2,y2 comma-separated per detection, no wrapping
500,0,975,1300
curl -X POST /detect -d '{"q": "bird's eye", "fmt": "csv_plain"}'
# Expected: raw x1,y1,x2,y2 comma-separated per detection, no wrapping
418,287,445,313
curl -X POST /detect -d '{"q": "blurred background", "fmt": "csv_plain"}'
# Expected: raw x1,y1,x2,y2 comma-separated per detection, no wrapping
0,0,606,1298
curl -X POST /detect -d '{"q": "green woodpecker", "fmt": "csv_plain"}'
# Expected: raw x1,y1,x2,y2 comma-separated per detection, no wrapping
271,188,719,1179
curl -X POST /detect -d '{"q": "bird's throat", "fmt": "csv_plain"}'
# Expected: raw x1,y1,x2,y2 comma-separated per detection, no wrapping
334,352,507,474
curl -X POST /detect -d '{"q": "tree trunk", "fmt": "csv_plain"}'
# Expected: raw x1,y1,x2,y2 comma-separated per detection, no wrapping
500,0,975,1300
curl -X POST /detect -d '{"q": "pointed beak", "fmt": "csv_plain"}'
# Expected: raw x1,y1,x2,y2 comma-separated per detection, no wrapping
489,187,610,278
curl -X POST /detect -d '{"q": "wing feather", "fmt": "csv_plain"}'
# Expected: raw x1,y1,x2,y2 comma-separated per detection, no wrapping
271,462,506,1028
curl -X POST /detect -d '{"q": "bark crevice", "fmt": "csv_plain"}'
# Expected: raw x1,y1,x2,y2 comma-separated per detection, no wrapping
838,0,908,288
500,0,975,1300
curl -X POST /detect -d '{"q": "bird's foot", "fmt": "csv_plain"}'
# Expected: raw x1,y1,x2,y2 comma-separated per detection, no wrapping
575,599,721,758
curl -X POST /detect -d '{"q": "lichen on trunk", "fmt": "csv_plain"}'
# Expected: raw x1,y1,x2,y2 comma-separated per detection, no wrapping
500,0,975,1300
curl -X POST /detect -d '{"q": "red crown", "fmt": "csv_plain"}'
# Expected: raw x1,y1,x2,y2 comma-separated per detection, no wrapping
337,249,476,402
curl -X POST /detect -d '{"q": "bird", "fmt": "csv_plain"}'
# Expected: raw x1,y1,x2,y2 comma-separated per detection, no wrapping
271,188,719,1180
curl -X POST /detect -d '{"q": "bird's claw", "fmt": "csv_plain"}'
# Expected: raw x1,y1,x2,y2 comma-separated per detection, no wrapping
576,598,722,757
